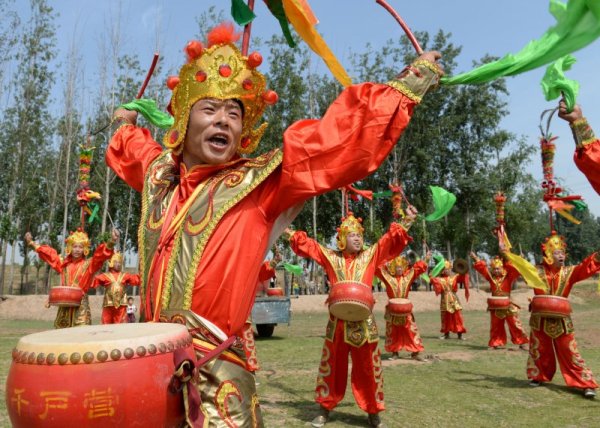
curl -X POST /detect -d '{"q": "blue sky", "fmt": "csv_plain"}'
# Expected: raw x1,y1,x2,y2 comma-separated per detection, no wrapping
18,0,600,215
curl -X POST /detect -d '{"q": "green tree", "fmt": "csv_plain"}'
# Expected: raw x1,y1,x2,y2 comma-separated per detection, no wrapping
0,0,57,293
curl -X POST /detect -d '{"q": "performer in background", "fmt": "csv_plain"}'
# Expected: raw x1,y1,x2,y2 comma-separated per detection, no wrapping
92,252,140,324
431,260,469,340
511,233,600,398
25,229,118,328
376,252,430,361
471,252,528,350
286,209,416,428
108,21,442,426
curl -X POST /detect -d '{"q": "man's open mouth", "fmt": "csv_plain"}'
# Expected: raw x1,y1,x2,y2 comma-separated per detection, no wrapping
208,133,230,147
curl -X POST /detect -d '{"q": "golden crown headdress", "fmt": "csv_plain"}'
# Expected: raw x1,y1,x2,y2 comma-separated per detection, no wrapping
164,23,277,155
541,232,567,265
65,229,90,256
489,256,505,273
336,213,364,251
109,252,123,269
443,260,452,270
390,255,409,275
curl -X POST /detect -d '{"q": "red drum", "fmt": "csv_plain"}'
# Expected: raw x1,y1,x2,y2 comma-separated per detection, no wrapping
5,323,194,427
328,281,374,321
530,295,572,318
487,296,510,310
386,298,413,316
266,287,284,297
48,286,84,307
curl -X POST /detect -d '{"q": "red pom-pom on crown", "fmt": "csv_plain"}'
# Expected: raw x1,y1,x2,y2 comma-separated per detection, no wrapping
207,22,240,48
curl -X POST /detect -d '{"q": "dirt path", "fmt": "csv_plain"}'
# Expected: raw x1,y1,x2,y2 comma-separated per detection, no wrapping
3,288,578,321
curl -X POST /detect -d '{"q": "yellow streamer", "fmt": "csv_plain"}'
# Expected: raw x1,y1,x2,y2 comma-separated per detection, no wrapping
555,209,581,224
282,0,352,87
503,251,548,292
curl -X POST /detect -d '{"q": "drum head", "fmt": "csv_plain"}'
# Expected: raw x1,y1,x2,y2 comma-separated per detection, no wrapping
330,302,371,322
15,323,191,356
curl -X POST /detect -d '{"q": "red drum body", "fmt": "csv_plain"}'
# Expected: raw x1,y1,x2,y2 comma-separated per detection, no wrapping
487,296,510,310
48,286,84,307
5,323,194,428
386,298,413,316
328,281,374,321
266,287,284,297
530,295,572,318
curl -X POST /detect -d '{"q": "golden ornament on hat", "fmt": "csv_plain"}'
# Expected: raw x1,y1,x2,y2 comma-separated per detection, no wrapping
390,255,409,275
65,229,91,256
109,252,123,269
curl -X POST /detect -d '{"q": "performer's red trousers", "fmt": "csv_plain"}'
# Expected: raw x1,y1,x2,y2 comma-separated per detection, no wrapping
489,311,528,347
440,310,466,334
315,319,384,414
527,326,597,389
101,306,127,324
385,314,424,353
241,322,259,372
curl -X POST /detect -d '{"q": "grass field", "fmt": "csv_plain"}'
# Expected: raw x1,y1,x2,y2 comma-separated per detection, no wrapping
2,286,600,427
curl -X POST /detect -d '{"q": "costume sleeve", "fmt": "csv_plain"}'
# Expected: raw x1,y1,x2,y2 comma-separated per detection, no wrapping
80,244,113,292
411,260,428,278
461,274,470,301
124,273,141,286
288,231,327,266
34,245,63,273
259,60,441,217
91,273,109,289
372,223,412,267
567,253,600,288
431,278,442,296
504,261,521,283
258,261,276,282
473,260,492,284
571,119,600,195
106,125,164,192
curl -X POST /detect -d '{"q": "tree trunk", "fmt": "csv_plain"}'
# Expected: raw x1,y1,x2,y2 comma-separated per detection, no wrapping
444,215,453,261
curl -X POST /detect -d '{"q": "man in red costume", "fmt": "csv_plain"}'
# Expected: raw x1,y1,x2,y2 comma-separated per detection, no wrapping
108,22,442,426
25,229,118,328
471,252,528,350
431,260,469,340
558,101,600,194
92,252,141,324
286,210,416,428
375,252,429,361
516,233,600,398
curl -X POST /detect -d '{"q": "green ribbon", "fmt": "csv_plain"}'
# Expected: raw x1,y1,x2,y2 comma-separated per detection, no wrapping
425,186,456,222
231,0,256,26
120,99,174,129
541,54,579,112
568,199,588,211
372,190,393,199
283,262,303,275
442,0,600,86
264,0,297,47
87,202,101,225
430,254,446,278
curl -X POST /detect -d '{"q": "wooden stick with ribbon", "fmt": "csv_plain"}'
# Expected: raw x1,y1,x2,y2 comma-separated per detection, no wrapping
375,0,423,54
